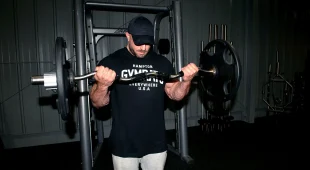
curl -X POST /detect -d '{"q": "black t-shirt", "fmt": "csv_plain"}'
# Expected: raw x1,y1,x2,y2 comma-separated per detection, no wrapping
97,47,175,158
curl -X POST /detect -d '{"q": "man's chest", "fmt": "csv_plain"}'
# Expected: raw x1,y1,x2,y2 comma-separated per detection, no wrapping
112,59,167,92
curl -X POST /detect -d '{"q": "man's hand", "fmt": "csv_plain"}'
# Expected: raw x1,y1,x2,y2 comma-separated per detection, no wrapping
181,63,199,82
94,66,116,87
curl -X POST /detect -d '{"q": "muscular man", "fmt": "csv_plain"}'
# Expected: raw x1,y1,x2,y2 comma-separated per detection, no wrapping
90,16,198,170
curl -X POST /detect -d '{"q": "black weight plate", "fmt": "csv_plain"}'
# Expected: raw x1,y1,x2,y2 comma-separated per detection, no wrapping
199,39,242,102
55,37,70,121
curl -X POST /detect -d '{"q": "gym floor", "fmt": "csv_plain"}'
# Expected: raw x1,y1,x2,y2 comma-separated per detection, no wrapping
0,112,307,170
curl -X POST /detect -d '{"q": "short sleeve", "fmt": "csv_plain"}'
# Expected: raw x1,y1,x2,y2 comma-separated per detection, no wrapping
97,55,111,67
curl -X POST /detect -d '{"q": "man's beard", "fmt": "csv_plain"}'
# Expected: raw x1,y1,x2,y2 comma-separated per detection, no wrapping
129,45,147,58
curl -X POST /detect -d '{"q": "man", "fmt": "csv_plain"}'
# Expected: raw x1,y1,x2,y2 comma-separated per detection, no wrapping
89,16,198,170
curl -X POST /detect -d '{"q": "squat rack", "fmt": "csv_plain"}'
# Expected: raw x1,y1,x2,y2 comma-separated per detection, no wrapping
73,0,192,169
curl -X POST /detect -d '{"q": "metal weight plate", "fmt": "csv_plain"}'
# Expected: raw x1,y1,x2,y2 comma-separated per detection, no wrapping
55,37,71,121
199,39,242,102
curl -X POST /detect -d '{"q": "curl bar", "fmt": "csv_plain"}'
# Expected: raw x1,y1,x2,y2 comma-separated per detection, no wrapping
30,37,241,121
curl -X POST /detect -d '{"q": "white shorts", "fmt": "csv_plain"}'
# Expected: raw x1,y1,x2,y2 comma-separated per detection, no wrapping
112,151,167,170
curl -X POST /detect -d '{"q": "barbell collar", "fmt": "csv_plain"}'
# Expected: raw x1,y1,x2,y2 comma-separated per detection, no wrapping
31,72,57,90
31,75,44,85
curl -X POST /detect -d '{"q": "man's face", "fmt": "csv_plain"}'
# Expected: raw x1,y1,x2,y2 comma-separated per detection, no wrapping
126,32,151,58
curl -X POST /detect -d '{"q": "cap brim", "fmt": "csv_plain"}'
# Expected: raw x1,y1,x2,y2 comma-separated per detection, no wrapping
132,35,154,46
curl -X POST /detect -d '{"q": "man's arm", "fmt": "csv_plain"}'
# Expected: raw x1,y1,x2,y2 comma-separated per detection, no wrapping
89,84,110,108
164,63,199,101
89,65,116,109
165,80,191,101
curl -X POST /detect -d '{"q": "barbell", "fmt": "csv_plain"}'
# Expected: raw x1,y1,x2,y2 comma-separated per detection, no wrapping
30,37,241,120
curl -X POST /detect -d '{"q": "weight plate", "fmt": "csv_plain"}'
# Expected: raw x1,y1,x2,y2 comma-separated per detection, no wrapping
55,37,70,121
199,39,242,102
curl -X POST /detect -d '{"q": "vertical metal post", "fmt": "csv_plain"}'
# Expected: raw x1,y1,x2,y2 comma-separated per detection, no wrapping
74,0,93,170
86,11,104,145
245,0,255,123
86,13,98,69
172,0,193,164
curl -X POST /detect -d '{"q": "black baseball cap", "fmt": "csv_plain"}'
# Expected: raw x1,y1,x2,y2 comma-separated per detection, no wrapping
127,16,154,46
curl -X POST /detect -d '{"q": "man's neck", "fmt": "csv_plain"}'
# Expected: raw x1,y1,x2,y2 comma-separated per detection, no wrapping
126,45,134,56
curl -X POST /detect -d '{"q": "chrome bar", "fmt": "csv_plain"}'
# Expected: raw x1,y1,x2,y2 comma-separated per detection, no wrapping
74,72,96,80
73,67,215,81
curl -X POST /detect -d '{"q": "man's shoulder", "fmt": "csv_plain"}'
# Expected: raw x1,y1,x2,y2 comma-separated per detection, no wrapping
150,51,171,63
97,48,126,66
105,47,126,60
149,51,175,73
112,47,127,56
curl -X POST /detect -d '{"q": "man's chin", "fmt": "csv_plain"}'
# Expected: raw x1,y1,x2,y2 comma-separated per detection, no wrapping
135,52,146,58
136,54,145,58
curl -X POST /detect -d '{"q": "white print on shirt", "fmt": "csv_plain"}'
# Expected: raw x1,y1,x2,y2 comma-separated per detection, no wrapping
120,64,164,91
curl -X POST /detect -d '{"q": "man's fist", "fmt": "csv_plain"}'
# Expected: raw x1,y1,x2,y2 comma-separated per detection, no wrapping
181,63,199,82
94,66,116,87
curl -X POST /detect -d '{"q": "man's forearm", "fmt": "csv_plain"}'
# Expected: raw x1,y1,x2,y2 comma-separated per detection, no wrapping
90,84,110,108
168,81,191,101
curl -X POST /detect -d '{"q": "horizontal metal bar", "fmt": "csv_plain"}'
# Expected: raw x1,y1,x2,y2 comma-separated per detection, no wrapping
0,61,53,64
267,109,291,113
93,27,127,35
270,78,286,82
85,1,170,14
